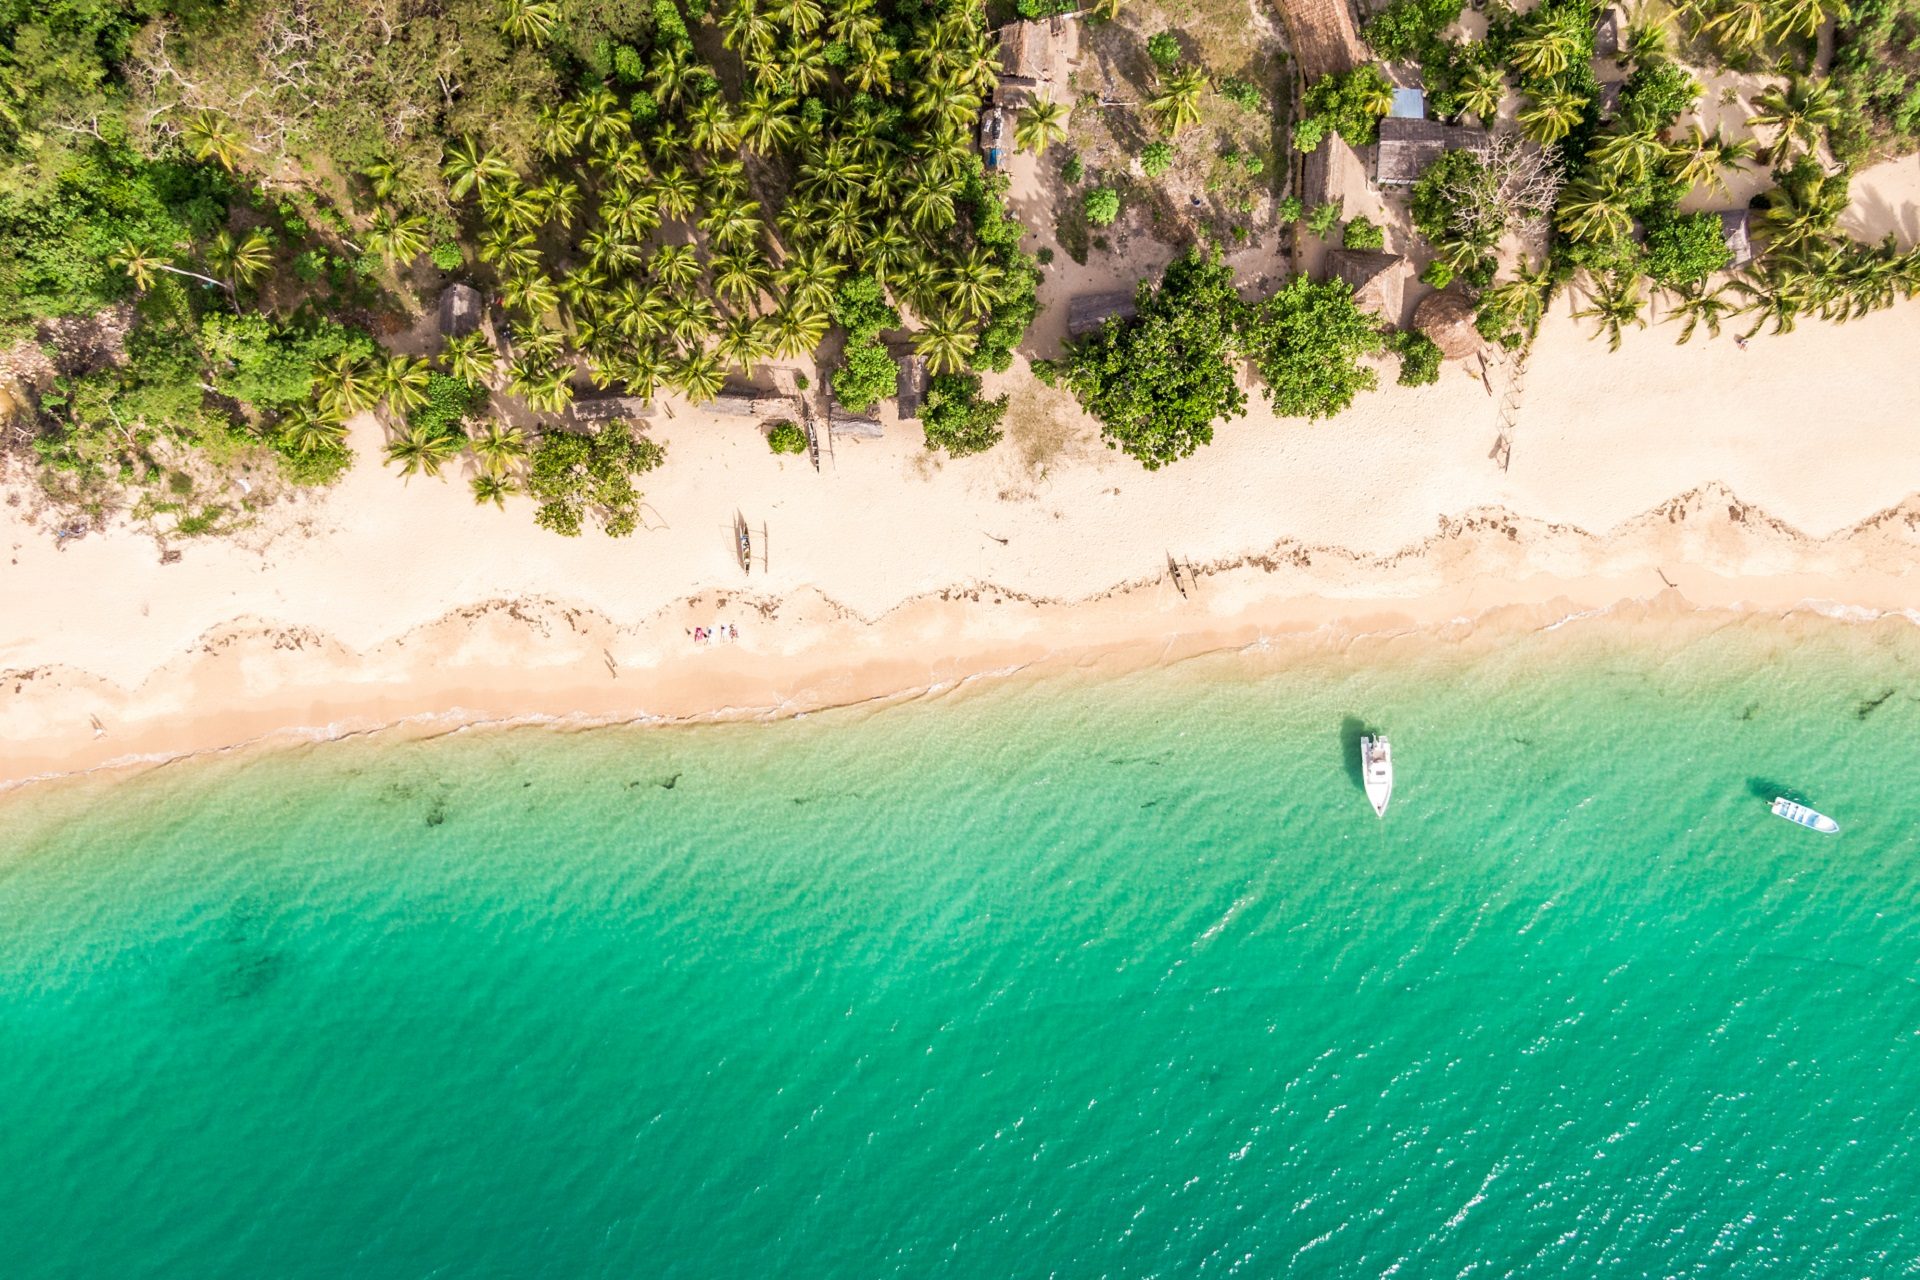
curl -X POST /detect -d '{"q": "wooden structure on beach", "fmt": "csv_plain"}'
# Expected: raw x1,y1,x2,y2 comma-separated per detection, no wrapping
1067,291,1137,339
1718,209,1754,268
573,395,654,423
437,284,482,338
1326,249,1410,323
1413,288,1483,362
1271,0,1367,80
1594,6,1625,58
994,18,1078,99
1374,117,1491,187
894,350,929,419
829,403,883,439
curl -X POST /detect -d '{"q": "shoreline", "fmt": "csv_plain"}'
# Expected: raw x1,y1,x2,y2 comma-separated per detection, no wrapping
6,479,1919,792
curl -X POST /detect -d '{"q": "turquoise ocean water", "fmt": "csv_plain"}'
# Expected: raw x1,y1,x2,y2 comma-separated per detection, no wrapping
4,618,1920,1277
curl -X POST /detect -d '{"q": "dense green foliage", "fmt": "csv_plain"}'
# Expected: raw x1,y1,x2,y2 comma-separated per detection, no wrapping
1140,142,1174,178
832,338,899,413
1342,216,1386,251
919,372,1006,457
766,420,807,454
1363,0,1466,62
1147,32,1182,71
1832,0,1920,162
1293,66,1394,153
526,429,664,537
1239,277,1384,420
1410,150,1500,248
1040,250,1245,470
1084,187,1121,226
1644,212,1733,287
1391,330,1443,386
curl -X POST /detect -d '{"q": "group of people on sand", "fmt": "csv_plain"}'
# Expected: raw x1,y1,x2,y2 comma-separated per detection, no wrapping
691,623,738,644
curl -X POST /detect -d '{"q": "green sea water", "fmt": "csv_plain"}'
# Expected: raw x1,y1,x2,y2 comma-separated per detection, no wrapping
5,618,1920,1277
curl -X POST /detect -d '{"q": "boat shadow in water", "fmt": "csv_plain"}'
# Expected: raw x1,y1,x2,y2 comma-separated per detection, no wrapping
1340,716,1382,794
1747,776,1810,807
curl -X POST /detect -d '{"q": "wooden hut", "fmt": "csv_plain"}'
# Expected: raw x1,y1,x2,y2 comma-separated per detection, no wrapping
573,395,653,422
438,284,482,338
1375,117,1490,187
1326,249,1409,322
707,391,765,418
1303,134,1371,214
1718,209,1754,269
995,18,1076,95
1594,6,1625,58
1067,291,1137,338
1413,288,1483,361
895,350,929,420
829,405,883,440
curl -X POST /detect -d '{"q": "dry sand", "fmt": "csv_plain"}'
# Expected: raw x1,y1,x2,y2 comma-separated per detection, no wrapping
3,160,1919,789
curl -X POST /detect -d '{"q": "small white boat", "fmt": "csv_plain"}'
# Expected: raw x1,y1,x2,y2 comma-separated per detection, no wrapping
1360,735,1393,818
1771,796,1839,834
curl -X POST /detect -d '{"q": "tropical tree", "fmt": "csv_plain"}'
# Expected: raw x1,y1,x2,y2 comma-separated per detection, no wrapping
469,422,528,475
1589,129,1666,183
366,209,429,267
1755,158,1849,252
1573,273,1648,350
1517,88,1585,145
1459,65,1506,122
1510,25,1579,80
109,239,227,292
204,228,274,288
1665,281,1736,344
472,474,516,508
1746,76,1842,161
1555,182,1633,242
1014,98,1070,156
1150,67,1208,135
443,138,515,199
913,311,978,374
672,350,727,403
179,110,247,170
377,355,434,415
279,408,349,455
1735,260,1812,336
315,354,380,418
1666,125,1754,196
442,332,498,386
498,0,558,44
386,423,465,477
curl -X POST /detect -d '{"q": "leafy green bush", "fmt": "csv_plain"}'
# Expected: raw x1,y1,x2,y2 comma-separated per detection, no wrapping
1219,77,1263,110
1063,154,1085,183
1147,32,1182,70
1141,142,1175,177
1643,212,1733,287
1342,216,1386,250
1238,275,1385,419
1363,0,1466,61
1409,149,1502,249
1832,0,1920,163
1392,331,1443,386
200,313,377,412
430,243,463,271
1277,195,1305,222
1617,60,1700,132
766,421,808,454
527,429,665,538
831,274,901,340
1039,249,1246,470
1420,259,1456,288
1084,187,1121,226
831,336,899,413
1306,200,1344,238
1294,66,1394,152
408,372,485,437
921,373,1009,457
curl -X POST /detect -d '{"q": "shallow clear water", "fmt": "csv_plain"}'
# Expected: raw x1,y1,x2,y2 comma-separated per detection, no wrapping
4,620,1920,1277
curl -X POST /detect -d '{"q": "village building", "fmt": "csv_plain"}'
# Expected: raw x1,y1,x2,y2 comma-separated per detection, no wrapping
1718,209,1754,269
1326,249,1411,323
1067,292,1138,339
1413,288,1483,362
437,284,482,338
1374,117,1492,187
994,18,1079,100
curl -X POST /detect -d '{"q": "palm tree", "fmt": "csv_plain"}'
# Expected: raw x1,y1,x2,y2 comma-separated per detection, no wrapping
770,304,829,358
1735,260,1812,337
1666,125,1752,197
180,110,246,170
714,314,775,373
468,421,527,474
738,88,798,154
652,166,700,219
576,86,633,150
366,209,429,267
1589,129,1665,183
650,243,704,292
1087,0,1125,19
502,271,561,319
205,228,274,288
903,177,957,233
535,102,586,159
1665,281,1736,344
1014,98,1070,156
774,0,825,34
1458,65,1505,123
378,355,434,415
479,228,541,274
1509,26,1578,80
775,247,844,314
1756,160,1849,252
672,350,727,404
1698,0,1768,51
943,248,1004,320
278,408,348,455
1517,88,1584,145
712,251,772,309
385,423,465,478
1554,181,1632,242
1573,272,1647,351
362,158,402,200
849,39,900,94
1149,67,1207,135
700,198,765,253
520,366,576,414
443,138,514,199
913,312,978,375
1747,76,1842,162
1479,260,1553,343
442,332,498,386
531,177,581,228
498,0,558,44
721,0,778,58
688,96,740,153
665,294,718,347
781,37,833,94
471,473,516,508
315,354,379,418
1767,0,1846,40
109,239,227,292
616,342,673,402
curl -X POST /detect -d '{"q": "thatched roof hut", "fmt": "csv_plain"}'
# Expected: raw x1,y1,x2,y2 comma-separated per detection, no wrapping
707,391,766,417
1413,288,1483,361
1326,249,1409,322
996,19,1076,90
438,284,482,338
1375,117,1491,186
1303,134,1371,212
573,395,653,422
1068,291,1137,338
1718,208,1754,268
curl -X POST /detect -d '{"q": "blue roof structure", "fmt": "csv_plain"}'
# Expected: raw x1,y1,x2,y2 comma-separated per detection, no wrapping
1390,87,1426,119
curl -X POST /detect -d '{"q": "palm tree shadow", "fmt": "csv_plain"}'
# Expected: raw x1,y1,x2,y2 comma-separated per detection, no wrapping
1340,715,1378,793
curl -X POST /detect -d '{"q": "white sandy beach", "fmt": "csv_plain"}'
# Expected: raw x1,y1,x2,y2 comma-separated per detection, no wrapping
3,159,1919,787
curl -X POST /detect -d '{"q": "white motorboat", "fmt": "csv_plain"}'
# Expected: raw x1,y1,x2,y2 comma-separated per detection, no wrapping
1360,735,1393,818
1771,796,1839,834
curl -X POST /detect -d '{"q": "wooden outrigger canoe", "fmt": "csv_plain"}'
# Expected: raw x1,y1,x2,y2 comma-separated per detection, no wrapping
734,511,751,575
